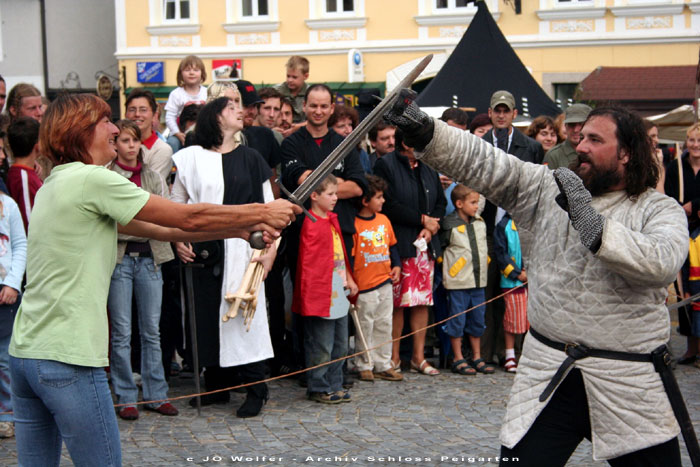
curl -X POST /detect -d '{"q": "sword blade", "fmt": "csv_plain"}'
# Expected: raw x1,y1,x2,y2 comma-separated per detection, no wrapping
291,54,433,203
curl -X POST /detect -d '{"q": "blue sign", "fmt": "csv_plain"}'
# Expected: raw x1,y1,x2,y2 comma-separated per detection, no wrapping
353,52,361,66
137,62,164,83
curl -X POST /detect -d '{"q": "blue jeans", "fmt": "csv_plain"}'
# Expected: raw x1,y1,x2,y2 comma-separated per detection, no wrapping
107,256,168,407
166,134,182,154
304,315,348,394
10,357,121,466
0,334,11,422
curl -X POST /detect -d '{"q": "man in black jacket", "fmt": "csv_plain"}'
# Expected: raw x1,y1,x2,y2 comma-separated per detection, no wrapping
280,83,367,384
281,84,366,259
483,90,543,164
480,90,542,367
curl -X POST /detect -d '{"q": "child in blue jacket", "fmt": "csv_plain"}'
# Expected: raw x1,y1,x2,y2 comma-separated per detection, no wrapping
493,211,528,373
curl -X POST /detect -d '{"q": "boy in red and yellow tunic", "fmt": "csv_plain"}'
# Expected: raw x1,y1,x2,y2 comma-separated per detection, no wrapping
293,175,358,403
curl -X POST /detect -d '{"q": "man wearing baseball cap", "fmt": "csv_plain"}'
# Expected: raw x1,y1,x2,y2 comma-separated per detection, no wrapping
544,103,592,170
480,90,543,369
234,80,282,194
483,90,543,164
235,80,265,128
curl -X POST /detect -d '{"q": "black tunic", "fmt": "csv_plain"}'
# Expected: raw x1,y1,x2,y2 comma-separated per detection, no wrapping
191,146,271,367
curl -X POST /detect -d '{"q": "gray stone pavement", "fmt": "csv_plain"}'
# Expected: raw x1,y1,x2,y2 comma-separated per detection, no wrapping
1,330,698,466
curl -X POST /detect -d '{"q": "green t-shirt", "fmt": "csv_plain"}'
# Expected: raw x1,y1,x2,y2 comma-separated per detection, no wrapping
10,162,150,367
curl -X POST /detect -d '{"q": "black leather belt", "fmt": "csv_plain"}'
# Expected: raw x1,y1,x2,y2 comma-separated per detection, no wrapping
529,327,700,466
529,327,650,402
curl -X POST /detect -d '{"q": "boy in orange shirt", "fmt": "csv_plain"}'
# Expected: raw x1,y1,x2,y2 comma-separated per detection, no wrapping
352,175,402,382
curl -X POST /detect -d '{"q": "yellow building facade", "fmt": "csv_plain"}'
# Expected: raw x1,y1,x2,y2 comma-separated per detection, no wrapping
115,0,699,111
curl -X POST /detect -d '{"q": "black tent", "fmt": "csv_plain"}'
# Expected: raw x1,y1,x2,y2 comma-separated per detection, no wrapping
416,1,560,118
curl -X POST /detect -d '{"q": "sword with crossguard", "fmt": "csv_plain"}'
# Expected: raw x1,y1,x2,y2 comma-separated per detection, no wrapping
247,54,433,249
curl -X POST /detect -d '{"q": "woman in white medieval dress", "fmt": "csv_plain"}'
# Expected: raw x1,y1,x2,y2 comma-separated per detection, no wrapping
172,90,275,418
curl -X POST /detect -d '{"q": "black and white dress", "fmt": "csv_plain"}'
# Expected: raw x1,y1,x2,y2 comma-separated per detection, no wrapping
172,144,273,368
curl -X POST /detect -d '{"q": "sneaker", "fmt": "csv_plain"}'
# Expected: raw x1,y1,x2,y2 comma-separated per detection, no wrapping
146,402,179,416
358,370,374,382
374,368,404,381
335,389,352,403
0,421,14,438
504,357,517,373
118,406,139,421
308,392,342,404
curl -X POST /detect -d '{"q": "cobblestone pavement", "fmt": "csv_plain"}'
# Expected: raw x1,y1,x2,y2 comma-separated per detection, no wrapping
1,330,698,467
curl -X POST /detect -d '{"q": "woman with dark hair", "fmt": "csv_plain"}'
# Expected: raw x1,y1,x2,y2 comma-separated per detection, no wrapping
329,105,372,173
643,119,665,193
525,115,560,153
469,113,492,137
374,128,446,375
8,93,298,466
172,93,277,418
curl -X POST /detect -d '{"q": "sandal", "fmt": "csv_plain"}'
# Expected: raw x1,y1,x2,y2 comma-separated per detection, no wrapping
410,359,440,376
391,359,402,373
451,359,477,376
504,357,517,373
469,358,495,374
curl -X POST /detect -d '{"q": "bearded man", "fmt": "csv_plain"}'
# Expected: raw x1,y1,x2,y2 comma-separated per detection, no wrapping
385,97,689,466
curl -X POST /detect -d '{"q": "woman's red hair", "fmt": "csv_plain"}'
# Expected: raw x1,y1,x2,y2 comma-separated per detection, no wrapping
40,93,111,166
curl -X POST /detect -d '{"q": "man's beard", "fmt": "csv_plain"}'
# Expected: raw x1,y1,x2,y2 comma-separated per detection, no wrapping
570,153,622,196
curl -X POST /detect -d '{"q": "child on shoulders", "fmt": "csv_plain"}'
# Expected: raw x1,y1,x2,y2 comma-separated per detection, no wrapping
439,184,492,376
292,175,358,403
351,175,402,382
164,55,207,153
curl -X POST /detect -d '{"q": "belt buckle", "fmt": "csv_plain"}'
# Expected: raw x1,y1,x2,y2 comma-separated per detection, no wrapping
662,350,672,367
128,252,139,258
564,342,588,360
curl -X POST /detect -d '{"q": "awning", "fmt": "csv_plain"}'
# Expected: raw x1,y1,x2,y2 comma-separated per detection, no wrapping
648,104,698,142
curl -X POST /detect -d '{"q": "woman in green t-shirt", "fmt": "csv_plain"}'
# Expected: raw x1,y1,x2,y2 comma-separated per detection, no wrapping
8,93,299,466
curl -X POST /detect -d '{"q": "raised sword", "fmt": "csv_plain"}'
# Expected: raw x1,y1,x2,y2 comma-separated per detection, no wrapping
249,53,433,249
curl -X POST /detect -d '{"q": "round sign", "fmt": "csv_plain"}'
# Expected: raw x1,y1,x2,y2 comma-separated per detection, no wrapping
353,52,361,66
96,75,113,101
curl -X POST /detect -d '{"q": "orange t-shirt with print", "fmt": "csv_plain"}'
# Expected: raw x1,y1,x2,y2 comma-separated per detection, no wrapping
352,213,397,292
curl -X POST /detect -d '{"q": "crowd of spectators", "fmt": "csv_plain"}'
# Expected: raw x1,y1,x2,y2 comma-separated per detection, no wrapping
0,54,693,452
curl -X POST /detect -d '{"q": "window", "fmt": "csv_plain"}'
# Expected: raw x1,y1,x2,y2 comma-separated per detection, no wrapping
325,0,354,14
242,0,268,17
554,83,578,110
436,0,470,8
164,0,190,21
